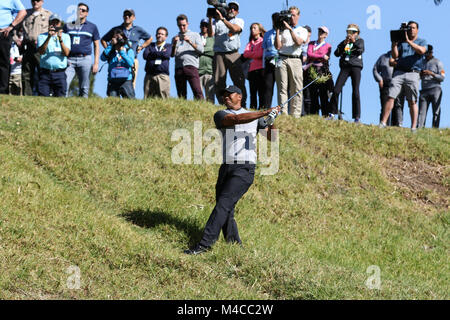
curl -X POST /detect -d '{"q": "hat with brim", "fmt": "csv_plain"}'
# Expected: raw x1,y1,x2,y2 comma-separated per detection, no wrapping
124,9,135,16
228,1,239,10
49,13,62,22
347,27,359,32
319,26,329,34
221,85,242,96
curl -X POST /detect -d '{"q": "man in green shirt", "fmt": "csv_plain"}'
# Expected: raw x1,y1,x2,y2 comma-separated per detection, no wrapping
199,18,215,103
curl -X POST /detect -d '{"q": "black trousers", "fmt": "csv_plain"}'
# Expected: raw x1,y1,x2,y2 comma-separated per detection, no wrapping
379,83,405,126
199,164,255,248
0,33,13,94
248,69,265,109
263,60,276,109
330,66,362,119
21,44,41,96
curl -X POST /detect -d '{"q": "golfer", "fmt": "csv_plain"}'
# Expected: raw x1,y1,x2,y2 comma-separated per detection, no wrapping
184,85,280,255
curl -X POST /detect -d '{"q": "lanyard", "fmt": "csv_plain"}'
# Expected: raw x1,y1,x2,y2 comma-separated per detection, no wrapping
156,42,166,51
313,41,326,52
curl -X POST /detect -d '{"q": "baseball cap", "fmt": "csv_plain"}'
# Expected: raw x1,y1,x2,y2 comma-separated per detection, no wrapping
221,85,242,96
228,1,239,9
49,13,62,22
123,8,135,16
318,26,329,34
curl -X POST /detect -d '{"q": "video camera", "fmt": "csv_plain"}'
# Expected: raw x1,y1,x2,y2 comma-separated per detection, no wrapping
206,0,228,20
390,22,411,43
273,10,292,31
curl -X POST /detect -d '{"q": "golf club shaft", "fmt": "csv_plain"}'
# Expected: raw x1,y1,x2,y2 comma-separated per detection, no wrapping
280,77,320,108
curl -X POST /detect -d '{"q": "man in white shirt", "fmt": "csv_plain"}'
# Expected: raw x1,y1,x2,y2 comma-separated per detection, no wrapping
209,1,247,107
275,6,308,118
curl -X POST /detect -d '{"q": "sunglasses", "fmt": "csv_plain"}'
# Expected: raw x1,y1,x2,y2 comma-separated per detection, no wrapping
32,0,42,2
79,8,88,13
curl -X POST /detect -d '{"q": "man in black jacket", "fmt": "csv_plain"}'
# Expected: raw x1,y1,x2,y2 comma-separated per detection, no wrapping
328,24,364,122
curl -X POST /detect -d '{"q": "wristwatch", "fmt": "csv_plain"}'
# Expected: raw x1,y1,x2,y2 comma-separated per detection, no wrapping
9,23,15,29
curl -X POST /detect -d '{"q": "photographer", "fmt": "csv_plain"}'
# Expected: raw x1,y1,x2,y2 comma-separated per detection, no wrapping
274,6,308,118
380,21,427,131
328,24,365,123
209,1,247,107
100,29,135,99
171,14,204,100
37,14,71,97
418,45,445,128
0,0,26,94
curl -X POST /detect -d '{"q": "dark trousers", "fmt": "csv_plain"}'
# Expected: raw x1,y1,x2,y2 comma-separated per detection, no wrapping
0,33,13,94
310,80,334,116
302,76,311,116
175,66,204,100
248,69,265,109
107,79,135,99
263,61,276,109
199,164,255,248
418,87,442,128
38,69,67,97
330,66,362,119
22,45,41,96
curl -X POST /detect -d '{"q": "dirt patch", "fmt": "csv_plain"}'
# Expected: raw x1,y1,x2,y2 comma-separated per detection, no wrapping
382,157,449,211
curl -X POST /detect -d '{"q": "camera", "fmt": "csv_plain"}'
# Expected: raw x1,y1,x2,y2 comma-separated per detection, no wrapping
206,0,228,20
390,22,411,43
49,26,63,33
115,37,127,47
274,10,292,31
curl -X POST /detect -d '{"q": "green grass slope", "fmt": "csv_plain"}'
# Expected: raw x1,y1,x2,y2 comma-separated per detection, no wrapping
0,96,448,299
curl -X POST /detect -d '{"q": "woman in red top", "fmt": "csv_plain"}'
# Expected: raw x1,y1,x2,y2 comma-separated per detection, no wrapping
243,23,265,109
305,26,334,116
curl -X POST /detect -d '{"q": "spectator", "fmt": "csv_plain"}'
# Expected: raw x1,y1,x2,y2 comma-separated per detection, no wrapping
21,0,52,96
380,21,427,131
37,14,71,97
199,18,215,103
9,31,23,95
301,25,312,116
171,14,204,100
329,24,365,123
101,29,135,99
101,9,152,89
143,27,171,99
0,0,26,94
373,51,405,126
305,26,333,116
63,3,100,98
261,13,278,109
274,6,308,118
418,45,445,128
209,1,247,107
243,22,265,109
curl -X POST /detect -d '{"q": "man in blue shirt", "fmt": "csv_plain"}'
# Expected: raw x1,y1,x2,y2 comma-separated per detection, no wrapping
101,9,152,89
0,0,26,94
37,13,71,97
63,3,100,98
380,21,427,131
261,13,278,109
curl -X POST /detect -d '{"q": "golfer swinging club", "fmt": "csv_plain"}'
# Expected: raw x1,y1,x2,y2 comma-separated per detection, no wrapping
185,85,281,255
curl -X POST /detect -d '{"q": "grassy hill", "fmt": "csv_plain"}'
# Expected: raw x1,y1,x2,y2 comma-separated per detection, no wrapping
0,95,448,299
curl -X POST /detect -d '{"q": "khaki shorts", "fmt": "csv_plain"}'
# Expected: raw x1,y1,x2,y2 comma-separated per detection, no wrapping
388,70,420,102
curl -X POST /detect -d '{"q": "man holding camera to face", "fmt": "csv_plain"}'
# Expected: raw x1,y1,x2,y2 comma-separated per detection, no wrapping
209,1,247,107
380,21,427,131
274,6,308,118
37,13,71,97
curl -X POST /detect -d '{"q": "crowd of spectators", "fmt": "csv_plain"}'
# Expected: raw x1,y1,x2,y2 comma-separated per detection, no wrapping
0,0,446,129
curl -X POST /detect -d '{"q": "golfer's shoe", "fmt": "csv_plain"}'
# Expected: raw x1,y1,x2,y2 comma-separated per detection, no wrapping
378,122,387,128
184,244,210,255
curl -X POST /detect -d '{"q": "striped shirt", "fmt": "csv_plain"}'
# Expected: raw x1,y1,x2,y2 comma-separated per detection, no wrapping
63,20,100,56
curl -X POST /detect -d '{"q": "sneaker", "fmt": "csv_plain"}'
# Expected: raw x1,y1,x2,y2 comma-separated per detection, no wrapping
325,114,335,121
411,128,418,134
183,244,210,255
354,118,361,124
378,122,387,128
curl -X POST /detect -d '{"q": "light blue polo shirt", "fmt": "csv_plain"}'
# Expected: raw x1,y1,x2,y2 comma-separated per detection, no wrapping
0,0,25,29
38,32,72,70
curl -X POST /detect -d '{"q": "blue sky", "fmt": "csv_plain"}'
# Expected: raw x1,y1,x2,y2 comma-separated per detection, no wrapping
40,0,448,128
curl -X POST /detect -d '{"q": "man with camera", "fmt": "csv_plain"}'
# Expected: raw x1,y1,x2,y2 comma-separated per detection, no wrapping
274,6,308,118
37,13,71,97
20,0,52,96
63,3,100,98
418,45,445,128
0,0,26,94
380,21,427,131
101,9,152,89
171,14,204,100
184,85,280,255
208,1,247,107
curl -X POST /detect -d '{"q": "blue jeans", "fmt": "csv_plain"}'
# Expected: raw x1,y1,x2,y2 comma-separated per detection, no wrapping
107,79,135,99
65,55,92,98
